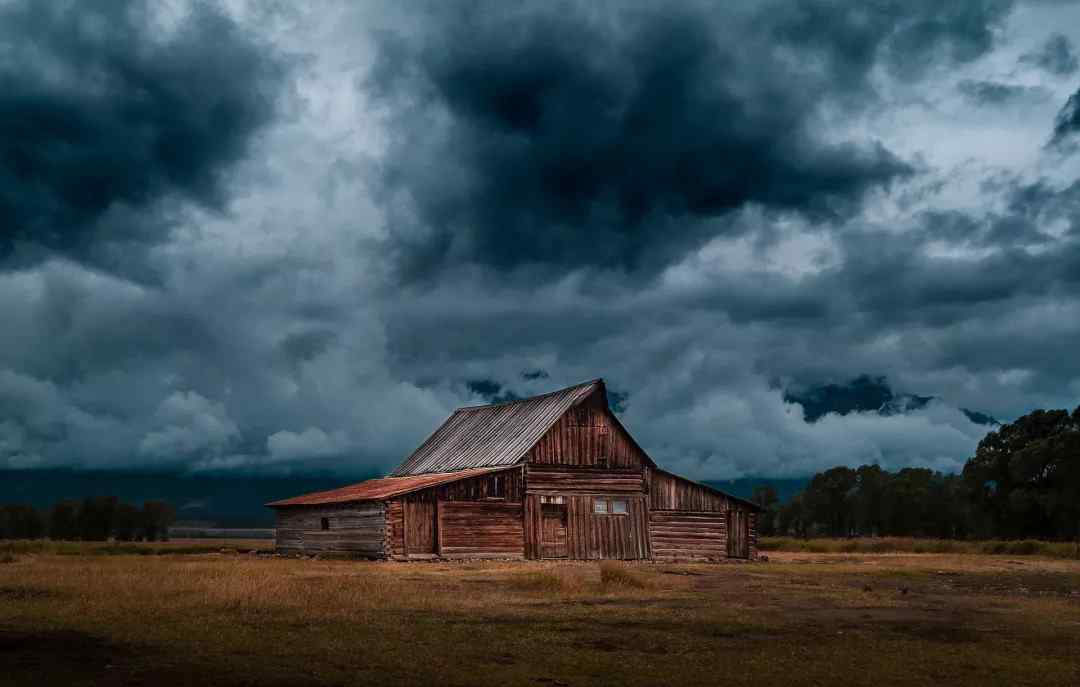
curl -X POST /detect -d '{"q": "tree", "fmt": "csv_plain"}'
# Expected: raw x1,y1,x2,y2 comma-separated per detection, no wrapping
49,500,81,540
803,467,857,536
79,496,118,541
0,504,45,539
963,407,1080,541
751,485,779,536
112,503,143,541
141,501,176,541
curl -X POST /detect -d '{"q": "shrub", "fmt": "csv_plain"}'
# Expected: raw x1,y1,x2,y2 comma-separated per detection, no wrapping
599,562,651,590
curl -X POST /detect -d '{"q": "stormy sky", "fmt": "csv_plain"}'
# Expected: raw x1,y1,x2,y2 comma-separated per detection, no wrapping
3,0,1080,481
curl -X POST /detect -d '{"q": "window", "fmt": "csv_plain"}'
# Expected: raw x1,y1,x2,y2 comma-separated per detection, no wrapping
486,475,505,500
594,498,629,515
541,495,565,505
320,517,330,531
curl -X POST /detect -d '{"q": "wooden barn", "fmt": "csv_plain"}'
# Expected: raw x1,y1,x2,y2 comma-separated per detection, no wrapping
267,379,761,561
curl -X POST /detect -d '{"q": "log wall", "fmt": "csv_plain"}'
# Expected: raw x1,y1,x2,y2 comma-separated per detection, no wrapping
439,500,524,559
274,502,386,557
649,510,728,562
526,464,644,493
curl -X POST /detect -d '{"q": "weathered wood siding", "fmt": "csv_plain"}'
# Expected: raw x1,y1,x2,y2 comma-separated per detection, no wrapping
649,469,731,511
524,493,649,560
274,502,386,557
439,501,524,558
526,399,649,470
649,511,727,562
526,464,644,493
647,469,758,560
385,469,526,559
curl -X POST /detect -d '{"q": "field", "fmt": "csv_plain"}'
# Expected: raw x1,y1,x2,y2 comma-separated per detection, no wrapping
2,542,1079,686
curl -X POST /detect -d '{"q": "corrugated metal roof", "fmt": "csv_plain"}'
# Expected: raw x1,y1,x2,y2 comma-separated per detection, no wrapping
390,379,604,476
265,466,515,507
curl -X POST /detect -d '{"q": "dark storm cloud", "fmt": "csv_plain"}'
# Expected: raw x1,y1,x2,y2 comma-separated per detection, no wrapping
368,0,1012,278
0,0,286,262
1050,88,1080,147
1020,32,1079,75
957,80,1047,105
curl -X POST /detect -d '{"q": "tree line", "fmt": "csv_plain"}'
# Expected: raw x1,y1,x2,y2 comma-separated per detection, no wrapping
0,496,176,541
753,405,1080,542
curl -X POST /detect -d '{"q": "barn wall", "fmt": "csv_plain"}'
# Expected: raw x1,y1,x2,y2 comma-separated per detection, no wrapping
526,399,649,469
387,469,527,559
649,469,731,512
523,492,649,560
526,464,644,493
647,470,759,560
274,502,386,557
649,511,728,562
439,501,524,558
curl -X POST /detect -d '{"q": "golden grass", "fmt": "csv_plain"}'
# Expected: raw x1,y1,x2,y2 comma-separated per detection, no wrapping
1,547,1079,686
760,536,1080,558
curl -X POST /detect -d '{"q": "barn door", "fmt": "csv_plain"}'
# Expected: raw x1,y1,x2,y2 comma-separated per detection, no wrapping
540,503,568,559
404,494,437,555
727,510,749,559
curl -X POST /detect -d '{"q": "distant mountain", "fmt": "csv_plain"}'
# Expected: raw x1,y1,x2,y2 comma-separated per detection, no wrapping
0,469,375,527
704,477,808,504
784,375,998,426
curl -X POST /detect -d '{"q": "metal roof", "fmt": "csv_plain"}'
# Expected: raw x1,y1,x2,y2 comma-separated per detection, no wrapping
265,466,515,507
390,379,604,476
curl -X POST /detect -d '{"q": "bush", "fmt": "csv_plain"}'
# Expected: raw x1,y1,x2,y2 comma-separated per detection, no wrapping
599,562,651,590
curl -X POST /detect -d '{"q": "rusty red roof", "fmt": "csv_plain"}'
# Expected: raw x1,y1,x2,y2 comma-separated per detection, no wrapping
390,379,605,476
265,466,515,507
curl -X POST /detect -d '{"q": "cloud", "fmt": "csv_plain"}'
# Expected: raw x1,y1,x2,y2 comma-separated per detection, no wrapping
957,80,1048,105
1019,32,1079,75
0,0,288,266
1050,88,1080,148
266,427,350,462
3,0,1080,485
139,391,240,462
362,1,1028,277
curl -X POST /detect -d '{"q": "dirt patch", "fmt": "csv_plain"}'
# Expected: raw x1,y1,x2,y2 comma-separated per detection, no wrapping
0,586,55,601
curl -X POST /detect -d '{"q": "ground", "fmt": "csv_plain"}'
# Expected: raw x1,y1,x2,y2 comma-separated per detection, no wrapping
1,541,1079,686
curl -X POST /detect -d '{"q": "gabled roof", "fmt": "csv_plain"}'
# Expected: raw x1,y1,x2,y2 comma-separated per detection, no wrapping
390,379,606,476
265,466,515,507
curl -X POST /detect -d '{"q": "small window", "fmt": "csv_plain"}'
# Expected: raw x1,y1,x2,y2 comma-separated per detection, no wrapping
320,517,330,531
593,499,609,514
541,495,565,504
611,500,628,514
487,475,506,500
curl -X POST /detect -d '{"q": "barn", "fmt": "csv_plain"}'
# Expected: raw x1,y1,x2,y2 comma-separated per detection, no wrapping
267,379,761,561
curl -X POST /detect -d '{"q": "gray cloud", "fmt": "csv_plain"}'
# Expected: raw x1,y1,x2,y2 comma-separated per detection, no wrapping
3,0,1080,484
0,0,288,266
366,1,1026,278
1020,32,1079,75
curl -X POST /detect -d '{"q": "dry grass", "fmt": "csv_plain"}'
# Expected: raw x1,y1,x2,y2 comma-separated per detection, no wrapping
760,536,1080,558
1,546,1079,686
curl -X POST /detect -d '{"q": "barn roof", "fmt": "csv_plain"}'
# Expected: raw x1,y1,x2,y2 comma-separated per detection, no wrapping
389,378,605,476
265,466,515,507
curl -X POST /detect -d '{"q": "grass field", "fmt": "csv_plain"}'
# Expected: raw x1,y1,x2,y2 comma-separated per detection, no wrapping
2,543,1079,686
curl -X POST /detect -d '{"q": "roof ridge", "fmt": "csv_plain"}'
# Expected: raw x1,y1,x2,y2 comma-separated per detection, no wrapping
455,378,603,411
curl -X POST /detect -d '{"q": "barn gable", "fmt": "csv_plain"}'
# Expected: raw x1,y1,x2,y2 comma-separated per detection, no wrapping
390,379,617,476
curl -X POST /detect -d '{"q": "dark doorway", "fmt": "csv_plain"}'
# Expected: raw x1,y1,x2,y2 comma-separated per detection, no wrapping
727,510,750,559
404,494,437,555
541,503,568,559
